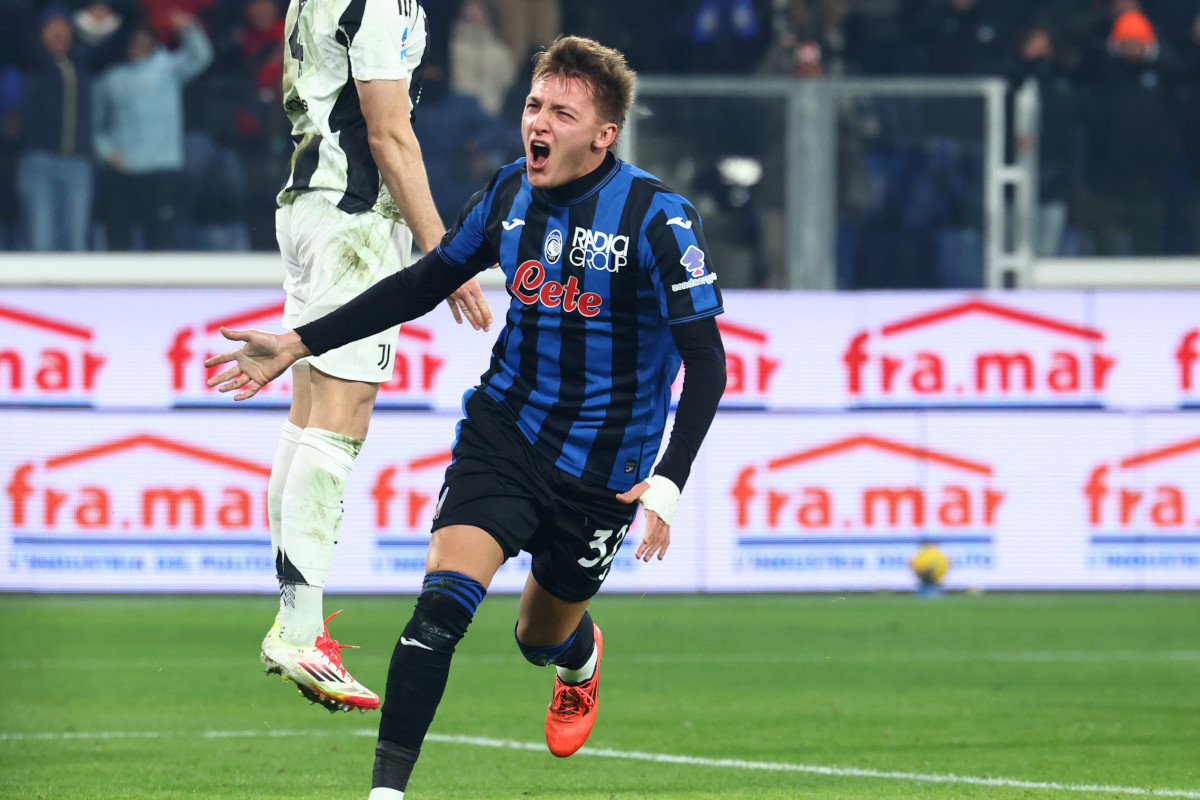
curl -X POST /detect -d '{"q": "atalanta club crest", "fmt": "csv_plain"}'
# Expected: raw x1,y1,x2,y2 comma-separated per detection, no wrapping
544,229,562,264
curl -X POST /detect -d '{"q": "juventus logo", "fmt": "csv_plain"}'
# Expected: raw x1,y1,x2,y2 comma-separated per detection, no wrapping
377,344,392,369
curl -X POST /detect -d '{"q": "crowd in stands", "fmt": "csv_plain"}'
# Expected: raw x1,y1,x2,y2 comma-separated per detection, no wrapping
1,0,1199,286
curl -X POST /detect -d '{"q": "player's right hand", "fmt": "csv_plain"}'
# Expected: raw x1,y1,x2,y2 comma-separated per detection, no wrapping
204,327,303,401
445,275,493,331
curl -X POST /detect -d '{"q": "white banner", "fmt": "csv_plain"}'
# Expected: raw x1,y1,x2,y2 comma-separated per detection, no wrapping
2,288,1198,411
4,407,1198,592
697,413,1200,591
1,410,690,593
4,284,1199,592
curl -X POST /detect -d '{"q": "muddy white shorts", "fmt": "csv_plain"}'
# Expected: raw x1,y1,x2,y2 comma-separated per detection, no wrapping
277,191,413,382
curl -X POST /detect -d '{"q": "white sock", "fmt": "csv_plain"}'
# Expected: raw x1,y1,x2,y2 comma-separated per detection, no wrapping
367,789,404,800
278,428,361,645
556,644,598,685
268,420,304,589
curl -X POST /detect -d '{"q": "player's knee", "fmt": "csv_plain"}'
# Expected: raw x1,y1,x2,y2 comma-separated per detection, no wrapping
403,571,486,655
514,625,576,667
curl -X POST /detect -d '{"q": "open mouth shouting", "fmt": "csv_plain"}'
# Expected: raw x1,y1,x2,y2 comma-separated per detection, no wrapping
529,140,551,171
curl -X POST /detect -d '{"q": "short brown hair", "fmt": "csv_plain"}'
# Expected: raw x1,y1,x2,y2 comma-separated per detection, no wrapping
531,36,637,133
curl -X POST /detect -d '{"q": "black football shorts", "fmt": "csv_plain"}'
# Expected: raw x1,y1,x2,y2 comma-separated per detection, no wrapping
431,388,638,603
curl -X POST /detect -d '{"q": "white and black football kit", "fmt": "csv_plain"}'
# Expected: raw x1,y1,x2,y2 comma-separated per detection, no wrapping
277,0,428,382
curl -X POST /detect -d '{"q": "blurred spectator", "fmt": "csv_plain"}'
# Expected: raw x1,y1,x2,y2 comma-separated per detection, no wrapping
449,0,516,115
759,0,848,77
687,0,772,74
493,0,561,68
0,65,20,248
233,0,283,103
138,0,213,48
842,0,923,74
913,0,1019,76
564,1,692,74
92,12,213,250
0,0,34,70
74,1,123,49
208,0,285,249
412,64,521,221
1078,9,1182,255
1171,3,1200,253
16,5,97,251
1009,24,1082,256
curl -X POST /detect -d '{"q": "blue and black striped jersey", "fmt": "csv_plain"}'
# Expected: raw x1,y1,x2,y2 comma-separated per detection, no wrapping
436,152,723,490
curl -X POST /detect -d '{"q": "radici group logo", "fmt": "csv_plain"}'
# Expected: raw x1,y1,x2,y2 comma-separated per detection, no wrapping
168,300,447,408
1085,433,1200,573
0,302,108,406
727,433,1003,577
5,432,273,582
842,297,1117,408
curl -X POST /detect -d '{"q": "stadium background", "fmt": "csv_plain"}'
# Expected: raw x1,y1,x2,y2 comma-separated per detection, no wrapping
3,4,1198,799
2,0,1200,594
3,0,1199,594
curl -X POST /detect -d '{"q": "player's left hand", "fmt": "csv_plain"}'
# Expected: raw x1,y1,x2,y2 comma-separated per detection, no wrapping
616,475,680,562
445,276,492,331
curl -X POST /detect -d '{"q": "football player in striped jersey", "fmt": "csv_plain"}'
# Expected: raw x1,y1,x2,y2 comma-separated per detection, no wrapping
208,35,725,798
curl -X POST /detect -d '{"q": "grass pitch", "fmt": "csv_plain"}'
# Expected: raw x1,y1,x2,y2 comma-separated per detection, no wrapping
3,591,1198,800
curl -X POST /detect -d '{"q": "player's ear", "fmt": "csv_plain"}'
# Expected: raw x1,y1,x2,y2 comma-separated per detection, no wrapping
594,122,618,151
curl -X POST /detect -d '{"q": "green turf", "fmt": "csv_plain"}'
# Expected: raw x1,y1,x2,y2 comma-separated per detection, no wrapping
3,592,1198,800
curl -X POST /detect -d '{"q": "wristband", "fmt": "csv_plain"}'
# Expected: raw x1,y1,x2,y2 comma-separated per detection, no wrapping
638,474,681,526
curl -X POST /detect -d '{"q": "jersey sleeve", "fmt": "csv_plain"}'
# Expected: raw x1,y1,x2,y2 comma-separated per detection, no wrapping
435,164,520,272
346,0,426,86
640,195,724,324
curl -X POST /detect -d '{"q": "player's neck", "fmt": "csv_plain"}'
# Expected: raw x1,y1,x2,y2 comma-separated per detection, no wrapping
541,151,618,206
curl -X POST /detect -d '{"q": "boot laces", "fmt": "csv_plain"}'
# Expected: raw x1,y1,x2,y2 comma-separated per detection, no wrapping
313,610,360,677
550,681,595,720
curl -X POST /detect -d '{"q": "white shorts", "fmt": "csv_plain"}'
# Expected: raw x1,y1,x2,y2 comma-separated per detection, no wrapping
277,192,413,383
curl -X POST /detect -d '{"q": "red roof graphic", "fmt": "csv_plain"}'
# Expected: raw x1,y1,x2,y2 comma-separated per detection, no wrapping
397,325,434,342
204,301,432,341
767,434,992,476
0,303,92,340
407,449,453,472
880,297,1102,341
1119,435,1200,469
45,433,271,477
205,301,286,333
717,319,767,343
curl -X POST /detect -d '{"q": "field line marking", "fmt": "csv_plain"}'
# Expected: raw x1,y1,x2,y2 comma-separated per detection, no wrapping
7,650,1200,671
2,728,1197,798
427,734,1200,798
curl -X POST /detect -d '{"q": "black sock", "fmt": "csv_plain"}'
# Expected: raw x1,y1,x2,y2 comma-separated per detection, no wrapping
374,573,484,791
372,740,421,793
554,610,595,671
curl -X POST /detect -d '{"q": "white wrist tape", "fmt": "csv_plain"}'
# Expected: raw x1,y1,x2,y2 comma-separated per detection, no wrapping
638,475,681,526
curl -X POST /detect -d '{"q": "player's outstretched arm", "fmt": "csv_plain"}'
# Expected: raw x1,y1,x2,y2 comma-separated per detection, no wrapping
204,328,311,401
